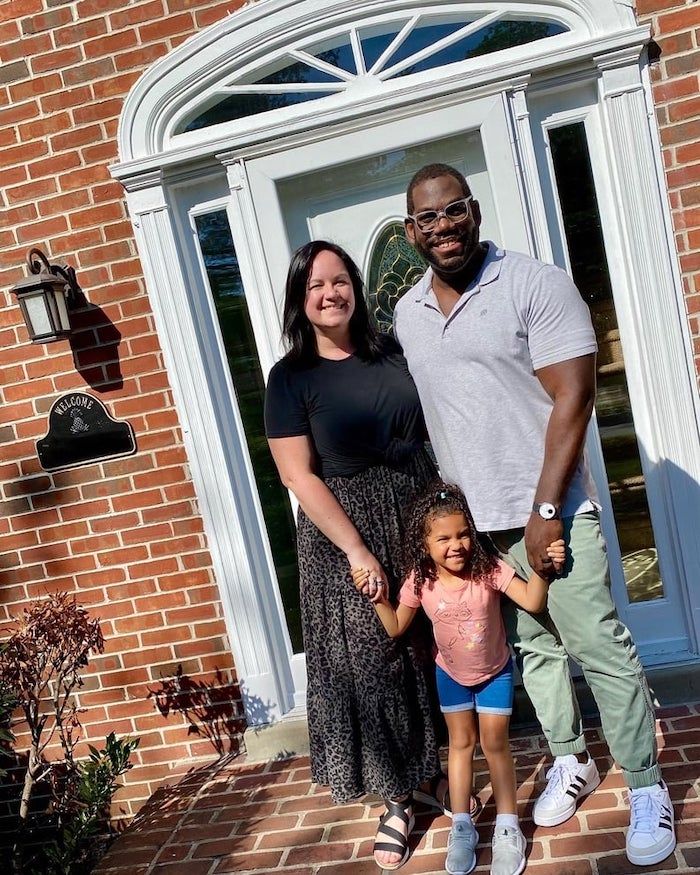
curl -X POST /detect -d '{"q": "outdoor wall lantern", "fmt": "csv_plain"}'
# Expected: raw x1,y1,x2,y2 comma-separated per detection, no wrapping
10,248,82,343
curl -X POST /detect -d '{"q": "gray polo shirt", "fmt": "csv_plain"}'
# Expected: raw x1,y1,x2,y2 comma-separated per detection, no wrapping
394,242,599,532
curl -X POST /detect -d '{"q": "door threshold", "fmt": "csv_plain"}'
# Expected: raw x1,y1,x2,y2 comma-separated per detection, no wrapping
243,709,310,763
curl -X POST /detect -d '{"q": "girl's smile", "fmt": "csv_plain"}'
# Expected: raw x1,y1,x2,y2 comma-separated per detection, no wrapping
425,512,473,577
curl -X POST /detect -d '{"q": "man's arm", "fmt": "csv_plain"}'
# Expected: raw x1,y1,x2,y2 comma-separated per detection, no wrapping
525,353,596,576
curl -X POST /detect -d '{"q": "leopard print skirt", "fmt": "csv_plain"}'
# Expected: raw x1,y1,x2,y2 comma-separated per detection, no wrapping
297,449,443,803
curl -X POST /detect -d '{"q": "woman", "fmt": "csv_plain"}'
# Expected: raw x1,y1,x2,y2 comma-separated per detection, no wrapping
264,241,447,870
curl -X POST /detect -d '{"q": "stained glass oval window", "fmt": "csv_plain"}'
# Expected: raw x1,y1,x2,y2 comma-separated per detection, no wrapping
367,221,427,334
177,10,570,134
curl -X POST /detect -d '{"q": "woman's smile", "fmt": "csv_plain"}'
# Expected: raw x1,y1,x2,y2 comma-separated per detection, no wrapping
304,250,356,332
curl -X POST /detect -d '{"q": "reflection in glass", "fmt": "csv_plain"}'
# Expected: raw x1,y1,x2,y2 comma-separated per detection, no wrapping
383,20,471,69
195,211,303,651
256,59,342,85
183,90,328,132
392,20,567,78
360,24,407,70
548,124,663,603
309,37,357,74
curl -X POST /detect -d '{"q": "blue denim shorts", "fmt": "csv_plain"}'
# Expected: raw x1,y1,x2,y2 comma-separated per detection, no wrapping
436,657,514,716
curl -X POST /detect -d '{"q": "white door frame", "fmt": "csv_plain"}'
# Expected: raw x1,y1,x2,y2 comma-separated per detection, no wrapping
113,1,700,727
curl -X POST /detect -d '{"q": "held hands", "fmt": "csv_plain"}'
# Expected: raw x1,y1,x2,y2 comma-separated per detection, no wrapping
346,547,388,604
547,538,566,575
351,566,389,605
525,514,565,578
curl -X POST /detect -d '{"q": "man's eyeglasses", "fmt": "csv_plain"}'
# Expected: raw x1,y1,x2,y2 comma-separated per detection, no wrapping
407,196,473,233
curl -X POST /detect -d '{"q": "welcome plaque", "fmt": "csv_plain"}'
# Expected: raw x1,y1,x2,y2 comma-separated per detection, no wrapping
37,392,137,471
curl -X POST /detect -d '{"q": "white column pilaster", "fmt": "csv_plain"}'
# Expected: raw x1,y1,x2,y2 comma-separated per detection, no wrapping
596,52,700,652
124,174,295,723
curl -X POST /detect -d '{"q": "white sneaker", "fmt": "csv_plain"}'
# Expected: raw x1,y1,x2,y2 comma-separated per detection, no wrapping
532,754,600,827
626,782,676,866
491,826,526,875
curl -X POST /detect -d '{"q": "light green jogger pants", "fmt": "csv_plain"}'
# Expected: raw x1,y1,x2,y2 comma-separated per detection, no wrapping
493,512,660,790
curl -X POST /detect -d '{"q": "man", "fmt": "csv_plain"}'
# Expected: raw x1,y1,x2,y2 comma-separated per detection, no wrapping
394,163,675,874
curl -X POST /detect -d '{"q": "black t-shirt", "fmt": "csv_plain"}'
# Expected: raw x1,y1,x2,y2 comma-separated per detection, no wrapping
264,344,427,478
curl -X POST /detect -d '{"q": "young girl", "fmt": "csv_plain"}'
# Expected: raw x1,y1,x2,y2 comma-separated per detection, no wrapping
354,482,565,875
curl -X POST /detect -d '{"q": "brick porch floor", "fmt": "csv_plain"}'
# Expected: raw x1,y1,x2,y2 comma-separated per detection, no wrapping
97,704,700,875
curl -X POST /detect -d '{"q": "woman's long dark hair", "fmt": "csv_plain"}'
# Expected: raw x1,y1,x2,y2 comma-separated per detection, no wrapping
282,240,385,365
402,480,498,595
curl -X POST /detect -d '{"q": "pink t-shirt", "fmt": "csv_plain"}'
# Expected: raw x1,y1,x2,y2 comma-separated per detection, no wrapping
399,560,516,687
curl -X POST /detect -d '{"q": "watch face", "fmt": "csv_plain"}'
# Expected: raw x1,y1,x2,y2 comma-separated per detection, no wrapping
539,503,556,520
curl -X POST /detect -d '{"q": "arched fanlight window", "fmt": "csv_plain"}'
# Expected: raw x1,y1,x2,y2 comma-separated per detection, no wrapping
366,221,427,334
178,11,568,133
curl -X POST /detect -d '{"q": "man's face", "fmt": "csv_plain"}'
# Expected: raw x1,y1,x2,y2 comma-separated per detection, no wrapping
405,175,481,275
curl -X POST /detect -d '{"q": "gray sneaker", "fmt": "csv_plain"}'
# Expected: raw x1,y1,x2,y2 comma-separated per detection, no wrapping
490,826,526,875
446,820,478,875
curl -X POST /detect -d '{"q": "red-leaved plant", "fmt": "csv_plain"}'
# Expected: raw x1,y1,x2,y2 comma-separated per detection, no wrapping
0,592,104,868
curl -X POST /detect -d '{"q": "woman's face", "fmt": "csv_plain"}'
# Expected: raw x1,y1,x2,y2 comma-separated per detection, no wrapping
303,249,356,335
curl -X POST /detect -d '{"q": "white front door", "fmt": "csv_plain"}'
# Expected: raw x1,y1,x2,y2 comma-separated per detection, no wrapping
249,94,531,306
244,87,693,681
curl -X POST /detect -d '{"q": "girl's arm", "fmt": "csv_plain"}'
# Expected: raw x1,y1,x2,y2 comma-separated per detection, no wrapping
503,539,566,613
351,570,419,637
268,435,385,579
373,589,419,638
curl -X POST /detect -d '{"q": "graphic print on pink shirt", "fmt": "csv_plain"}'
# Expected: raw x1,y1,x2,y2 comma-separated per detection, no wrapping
399,559,515,687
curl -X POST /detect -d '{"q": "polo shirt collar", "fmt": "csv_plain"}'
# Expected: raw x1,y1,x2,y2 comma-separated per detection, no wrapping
412,240,504,304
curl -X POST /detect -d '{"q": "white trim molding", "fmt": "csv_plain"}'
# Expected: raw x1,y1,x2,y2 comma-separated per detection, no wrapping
113,0,643,176
505,83,555,264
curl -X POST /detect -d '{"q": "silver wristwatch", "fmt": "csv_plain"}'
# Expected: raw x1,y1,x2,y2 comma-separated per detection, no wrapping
532,501,561,520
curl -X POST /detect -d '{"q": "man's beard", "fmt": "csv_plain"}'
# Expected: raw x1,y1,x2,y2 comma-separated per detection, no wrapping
415,225,481,277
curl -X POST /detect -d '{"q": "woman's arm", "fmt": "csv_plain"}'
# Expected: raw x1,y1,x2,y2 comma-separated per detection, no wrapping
502,540,566,613
268,435,383,576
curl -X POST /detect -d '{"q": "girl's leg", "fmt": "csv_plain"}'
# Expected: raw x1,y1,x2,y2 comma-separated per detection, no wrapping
477,714,517,814
444,710,479,814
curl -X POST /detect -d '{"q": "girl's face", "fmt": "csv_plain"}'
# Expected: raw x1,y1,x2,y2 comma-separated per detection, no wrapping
303,249,356,335
425,511,472,574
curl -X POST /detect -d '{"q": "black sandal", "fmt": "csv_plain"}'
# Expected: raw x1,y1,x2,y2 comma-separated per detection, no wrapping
373,797,415,870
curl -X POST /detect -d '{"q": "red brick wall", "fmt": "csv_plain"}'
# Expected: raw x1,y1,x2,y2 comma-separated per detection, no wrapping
637,0,700,380
0,0,246,823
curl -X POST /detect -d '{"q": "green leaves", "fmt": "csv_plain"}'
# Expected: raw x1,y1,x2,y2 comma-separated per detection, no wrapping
34,733,140,875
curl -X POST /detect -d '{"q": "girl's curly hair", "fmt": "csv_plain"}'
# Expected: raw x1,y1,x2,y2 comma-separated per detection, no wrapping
402,480,498,595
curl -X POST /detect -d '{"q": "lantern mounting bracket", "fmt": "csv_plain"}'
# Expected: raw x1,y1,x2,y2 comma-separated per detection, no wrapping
26,248,82,308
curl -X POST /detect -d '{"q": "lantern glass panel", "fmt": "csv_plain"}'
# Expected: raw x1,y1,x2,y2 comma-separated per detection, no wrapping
23,290,54,338
54,286,71,331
